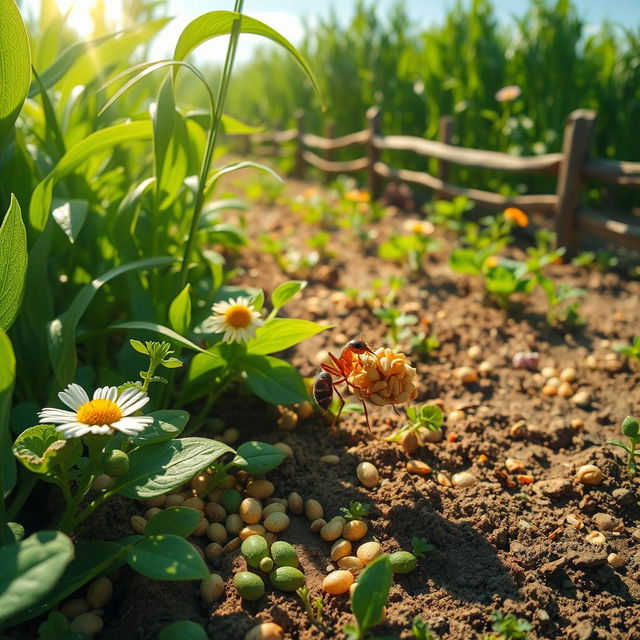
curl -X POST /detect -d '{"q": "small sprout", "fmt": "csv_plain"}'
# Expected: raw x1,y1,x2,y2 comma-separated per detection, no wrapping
129,340,183,392
411,536,433,559
296,586,323,624
412,616,439,640
340,501,371,521
490,611,532,640
613,335,640,366
608,415,640,476
386,404,443,443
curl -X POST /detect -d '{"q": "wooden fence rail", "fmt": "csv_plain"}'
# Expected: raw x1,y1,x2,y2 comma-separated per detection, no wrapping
240,106,640,256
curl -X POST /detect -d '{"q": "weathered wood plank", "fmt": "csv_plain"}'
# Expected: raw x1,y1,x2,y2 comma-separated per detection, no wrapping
578,208,640,250
301,129,369,151
582,158,640,186
303,150,369,173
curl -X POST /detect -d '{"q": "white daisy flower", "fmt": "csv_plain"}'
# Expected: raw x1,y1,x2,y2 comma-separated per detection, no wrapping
38,384,153,439
207,296,264,344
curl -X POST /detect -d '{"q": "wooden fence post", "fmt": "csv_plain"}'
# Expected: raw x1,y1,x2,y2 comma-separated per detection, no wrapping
366,106,382,199
555,109,597,256
436,116,454,199
294,109,305,179
324,120,335,184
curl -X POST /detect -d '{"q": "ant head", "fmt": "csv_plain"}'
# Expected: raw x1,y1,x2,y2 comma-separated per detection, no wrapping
347,339,375,355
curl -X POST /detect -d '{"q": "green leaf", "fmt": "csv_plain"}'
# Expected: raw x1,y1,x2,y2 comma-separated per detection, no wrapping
50,199,88,244
48,256,177,386
243,355,309,405
449,249,484,275
4,541,124,626
169,284,192,336
271,280,307,314
247,318,330,356
107,321,217,358
145,507,201,538
351,555,393,634
418,405,443,430
158,620,208,640
234,441,285,474
129,410,190,447
173,11,321,102
0,195,28,331
204,160,283,198
12,424,81,476
0,330,16,496
126,534,208,581
0,531,74,624
608,439,630,452
622,416,639,439
0,0,31,146
111,437,234,498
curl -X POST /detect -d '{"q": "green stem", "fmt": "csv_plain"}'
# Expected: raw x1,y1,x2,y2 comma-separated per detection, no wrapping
5,475,37,522
179,0,245,289
68,490,113,531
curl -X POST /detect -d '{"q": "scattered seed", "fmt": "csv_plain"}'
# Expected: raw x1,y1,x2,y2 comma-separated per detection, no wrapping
277,410,298,431
244,622,284,640
343,520,368,541
241,535,269,569
320,454,340,464
505,458,526,473
235,571,265,600
130,515,146,535
448,410,464,424
566,514,584,530
260,557,274,572
144,507,162,520
274,442,293,457
69,613,103,636
239,498,263,525
560,367,577,382
437,471,452,487
287,492,304,515
541,366,559,379
467,345,483,361
223,537,242,554
310,518,326,533
240,524,266,540
271,541,299,568
570,390,591,407
338,555,364,572
407,460,432,475
357,541,382,565
356,462,380,488
509,420,527,439
304,499,323,521
330,539,352,562
165,493,185,507
262,503,286,518
226,514,243,535
389,551,417,574
454,366,477,384
516,475,534,484
269,566,306,592
585,531,606,545
183,496,205,512
207,522,228,544
205,542,223,560
200,573,224,602
576,464,604,485
91,474,113,492
400,430,420,454
478,361,494,374
246,480,275,500
421,428,444,443
205,502,227,523
607,553,624,568
296,401,314,419
323,570,354,595
60,598,90,620
263,512,290,533
451,471,477,488
320,519,344,542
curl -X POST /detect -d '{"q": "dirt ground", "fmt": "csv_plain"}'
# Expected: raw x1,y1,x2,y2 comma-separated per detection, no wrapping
37,177,640,640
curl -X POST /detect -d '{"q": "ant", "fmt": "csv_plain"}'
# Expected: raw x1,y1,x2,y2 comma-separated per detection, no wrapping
312,338,376,431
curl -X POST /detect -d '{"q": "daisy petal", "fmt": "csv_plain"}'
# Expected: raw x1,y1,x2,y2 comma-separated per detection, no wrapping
39,409,77,424
119,395,150,416
58,384,89,410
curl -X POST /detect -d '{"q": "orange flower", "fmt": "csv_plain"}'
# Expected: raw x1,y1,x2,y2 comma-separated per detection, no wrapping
485,255,499,268
404,219,435,236
504,207,529,227
495,85,521,102
345,189,371,203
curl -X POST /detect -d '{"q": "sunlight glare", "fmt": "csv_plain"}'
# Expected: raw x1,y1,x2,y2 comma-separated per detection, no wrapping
53,0,124,34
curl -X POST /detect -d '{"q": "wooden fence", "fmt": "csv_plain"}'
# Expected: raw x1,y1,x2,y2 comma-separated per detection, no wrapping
242,107,640,256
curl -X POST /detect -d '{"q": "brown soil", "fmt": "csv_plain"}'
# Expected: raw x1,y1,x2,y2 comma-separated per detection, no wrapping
36,177,640,640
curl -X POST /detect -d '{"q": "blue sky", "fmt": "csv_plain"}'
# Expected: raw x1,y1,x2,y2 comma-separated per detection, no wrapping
21,0,640,66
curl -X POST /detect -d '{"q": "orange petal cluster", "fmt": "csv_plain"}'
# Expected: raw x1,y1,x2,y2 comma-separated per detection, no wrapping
348,347,418,407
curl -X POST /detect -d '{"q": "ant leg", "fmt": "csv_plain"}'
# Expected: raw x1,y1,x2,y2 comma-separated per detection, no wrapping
361,399,371,432
328,352,347,376
392,404,401,416
331,384,347,428
320,363,343,377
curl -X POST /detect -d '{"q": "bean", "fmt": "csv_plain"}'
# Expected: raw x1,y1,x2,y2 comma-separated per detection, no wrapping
226,514,243,535
356,541,382,565
206,522,228,544
287,492,304,515
165,493,185,507
241,535,269,569
205,502,227,523
389,551,417,574
130,515,146,534
234,571,265,601
246,480,275,499
200,573,224,602
244,622,284,640
310,518,326,533
330,539,352,562
271,541,298,568
262,503,286,518
205,542,223,560
87,577,113,608
239,498,263,524
320,519,343,542
407,460,432,475
60,598,89,619
304,499,323,521
337,556,364,572
343,520,368,541
269,566,305,592
240,524,266,540
70,613,103,635
263,512,290,533
323,570,354,595
356,462,379,488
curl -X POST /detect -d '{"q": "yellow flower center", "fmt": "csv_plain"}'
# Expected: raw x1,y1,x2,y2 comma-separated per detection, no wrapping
76,399,122,426
224,304,253,328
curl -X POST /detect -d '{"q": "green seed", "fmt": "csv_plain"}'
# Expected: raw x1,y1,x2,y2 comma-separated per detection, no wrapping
269,566,305,592
389,551,417,574
102,450,130,477
221,489,243,514
234,571,265,601
259,557,274,572
241,535,269,569
270,541,298,568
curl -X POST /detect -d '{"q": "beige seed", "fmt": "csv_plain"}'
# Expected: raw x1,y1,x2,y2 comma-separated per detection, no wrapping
263,512,290,533
557,382,574,398
244,622,285,640
262,503,286,518
401,431,420,454
265,497,288,507
240,524,266,540
338,555,364,572
320,519,344,542
560,367,577,382
277,410,298,431
143,495,166,508
183,496,205,512
60,598,90,619
130,515,146,535
585,354,598,369
330,539,352,562
69,613,103,635
467,345,483,361
576,464,604,485
343,520,368,541
448,410,465,424
165,493,185,507
452,471,477,488
205,542,223,560
356,462,379,488
193,517,208,537
246,480,275,499
571,390,591,407
310,518,326,533
145,507,162,520
207,522,228,544
357,541,382,565
455,366,477,384
239,498,263,524
509,420,527,439
274,442,293,457
288,492,304,514
205,502,227,523
200,573,225,602
505,458,525,474
223,537,241,553
607,552,624,568
264,532,278,546
407,460,432,475
420,428,444,443
323,570,355,595
478,360,494,374
585,531,606,545
305,499,323,521
541,366,559,379
320,454,340,464
91,474,113,492
297,401,314,419
437,471,452,487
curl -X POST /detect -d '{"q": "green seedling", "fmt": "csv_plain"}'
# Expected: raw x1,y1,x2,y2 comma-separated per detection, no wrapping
613,335,640,367
411,333,440,357
378,231,438,273
385,404,443,443
306,231,336,258
412,617,440,640
487,611,532,640
340,501,371,520
297,586,323,625
411,536,433,559
608,415,640,476
128,340,183,391
572,249,618,271
373,307,418,346
538,278,585,328
483,260,534,309
426,196,472,232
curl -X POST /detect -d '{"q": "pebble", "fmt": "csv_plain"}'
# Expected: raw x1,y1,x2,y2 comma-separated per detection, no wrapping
612,487,636,506
592,513,621,532
536,478,573,499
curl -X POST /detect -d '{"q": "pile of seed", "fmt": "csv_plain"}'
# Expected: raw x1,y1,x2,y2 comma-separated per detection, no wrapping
56,576,113,637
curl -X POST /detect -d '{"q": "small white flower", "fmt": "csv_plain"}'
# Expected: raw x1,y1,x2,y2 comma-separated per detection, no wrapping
206,296,264,344
39,384,153,439
495,85,521,102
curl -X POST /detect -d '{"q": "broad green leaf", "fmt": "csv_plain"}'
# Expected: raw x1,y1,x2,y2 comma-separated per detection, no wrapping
247,318,330,356
4,541,124,626
351,555,393,634
12,424,81,476
126,534,208,580
158,620,208,640
419,405,443,429
0,531,74,624
111,437,234,498
174,11,321,101
145,507,201,538
243,355,309,405
107,321,217,358
271,280,307,314
449,249,484,275
48,256,177,386
0,330,16,496
51,199,88,244
0,195,28,331
0,0,31,146
129,410,190,447
169,284,192,336
234,441,286,474
204,160,283,199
